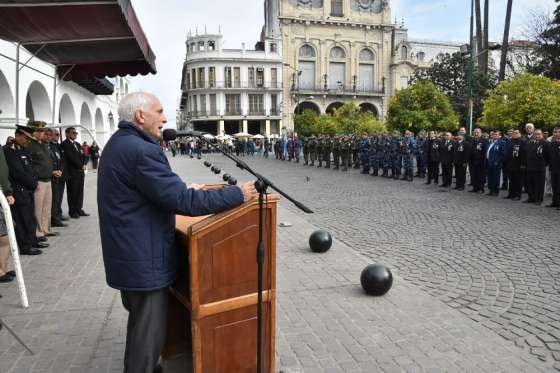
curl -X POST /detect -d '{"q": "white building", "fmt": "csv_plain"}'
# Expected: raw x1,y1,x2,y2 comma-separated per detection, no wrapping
0,39,131,147
179,29,284,136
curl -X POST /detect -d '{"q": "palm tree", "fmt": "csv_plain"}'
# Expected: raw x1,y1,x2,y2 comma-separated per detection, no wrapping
475,0,484,68
482,0,489,75
499,0,514,80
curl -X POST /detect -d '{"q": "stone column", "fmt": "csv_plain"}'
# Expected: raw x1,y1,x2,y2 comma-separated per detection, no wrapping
265,120,271,136
219,120,225,135
243,119,248,134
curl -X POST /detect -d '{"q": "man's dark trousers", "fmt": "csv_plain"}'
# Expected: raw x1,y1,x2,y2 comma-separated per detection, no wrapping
508,169,523,199
121,288,168,373
51,176,65,223
488,166,502,194
552,172,560,206
470,163,485,192
66,172,84,215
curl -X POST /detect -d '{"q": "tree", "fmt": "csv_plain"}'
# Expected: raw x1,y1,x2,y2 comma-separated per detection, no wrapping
315,114,339,135
411,52,496,125
527,0,560,79
294,109,318,137
333,103,361,135
481,73,560,131
499,0,514,81
386,81,459,134
355,114,385,135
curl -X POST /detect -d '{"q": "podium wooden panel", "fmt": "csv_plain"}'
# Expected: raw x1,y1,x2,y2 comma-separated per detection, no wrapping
164,191,277,373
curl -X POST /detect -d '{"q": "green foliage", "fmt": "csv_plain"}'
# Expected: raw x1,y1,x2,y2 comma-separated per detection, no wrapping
481,73,560,131
411,52,496,125
387,81,459,133
316,115,339,135
294,110,318,137
528,1,560,79
295,102,387,135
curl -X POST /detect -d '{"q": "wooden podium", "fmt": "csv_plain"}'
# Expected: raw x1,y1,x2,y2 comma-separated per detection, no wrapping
164,191,278,372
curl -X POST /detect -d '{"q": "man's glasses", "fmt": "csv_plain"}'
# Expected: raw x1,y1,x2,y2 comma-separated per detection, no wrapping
71,132,78,135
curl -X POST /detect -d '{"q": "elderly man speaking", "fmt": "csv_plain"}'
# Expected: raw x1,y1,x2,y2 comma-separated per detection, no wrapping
98,92,257,373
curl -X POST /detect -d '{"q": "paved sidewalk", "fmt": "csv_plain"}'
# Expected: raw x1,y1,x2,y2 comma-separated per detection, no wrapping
0,155,554,372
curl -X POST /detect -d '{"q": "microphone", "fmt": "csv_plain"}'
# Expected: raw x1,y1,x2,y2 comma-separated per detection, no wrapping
162,129,207,142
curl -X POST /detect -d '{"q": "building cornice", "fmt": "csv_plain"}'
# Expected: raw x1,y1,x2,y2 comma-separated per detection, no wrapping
280,16,395,31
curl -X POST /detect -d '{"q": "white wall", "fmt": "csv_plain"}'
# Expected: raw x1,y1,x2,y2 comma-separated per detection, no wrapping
0,39,127,147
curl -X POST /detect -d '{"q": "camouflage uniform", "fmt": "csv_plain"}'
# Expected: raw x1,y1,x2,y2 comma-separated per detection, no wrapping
323,136,333,169
317,136,325,167
352,136,360,169
392,134,403,179
302,137,309,165
308,136,317,166
333,137,341,170
359,136,371,174
382,134,392,177
415,133,427,178
341,137,351,171
401,135,417,181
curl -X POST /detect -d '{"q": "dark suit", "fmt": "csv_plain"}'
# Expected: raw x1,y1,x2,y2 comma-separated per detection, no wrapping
485,140,507,194
439,140,454,186
549,140,560,206
61,139,85,216
427,139,440,184
505,138,526,199
453,140,471,189
49,141,65,223
469,138,488,192
524,140,550,203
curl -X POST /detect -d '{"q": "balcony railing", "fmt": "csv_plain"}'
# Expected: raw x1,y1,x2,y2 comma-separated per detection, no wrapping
295,82,385,95
248,110,266,116
185,81,283,90
188,110,219,118
225,109,242,116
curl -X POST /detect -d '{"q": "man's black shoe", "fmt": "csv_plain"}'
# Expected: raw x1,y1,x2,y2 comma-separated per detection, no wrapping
7,271,15,277
0,274,14,283
45,232,59,237
21,248,42,255
61,216,70,221
512,197,521,201
425,182,431,185
32,243,49,249
78,211,90,217
37,237,47,242
51,222,68,228
70,214,80,219
534,201,543,206
523,199,535,203
468,189,477,193
153,364,163,373
503,195,513,199
545,203,559,208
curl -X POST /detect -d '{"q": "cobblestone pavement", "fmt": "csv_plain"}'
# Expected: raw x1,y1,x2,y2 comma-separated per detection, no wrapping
0,154,555,372
202,153,560,371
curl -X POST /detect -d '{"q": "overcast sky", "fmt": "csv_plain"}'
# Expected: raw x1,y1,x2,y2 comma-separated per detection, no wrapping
131,0,556,128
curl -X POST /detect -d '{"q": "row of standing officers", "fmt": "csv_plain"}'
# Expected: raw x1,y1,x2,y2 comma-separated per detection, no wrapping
286,127,560,208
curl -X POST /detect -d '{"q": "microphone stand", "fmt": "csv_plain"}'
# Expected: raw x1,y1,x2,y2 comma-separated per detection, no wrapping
182,133,313,373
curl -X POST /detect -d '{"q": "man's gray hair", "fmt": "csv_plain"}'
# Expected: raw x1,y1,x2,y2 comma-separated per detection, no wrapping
525,123,535,129
117,92,153,123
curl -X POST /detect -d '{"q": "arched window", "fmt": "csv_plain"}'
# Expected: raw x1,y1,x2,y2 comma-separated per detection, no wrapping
298,44,316,90
359,48,375,92
416,51,425,62
329,47,346,91
401,46,408,60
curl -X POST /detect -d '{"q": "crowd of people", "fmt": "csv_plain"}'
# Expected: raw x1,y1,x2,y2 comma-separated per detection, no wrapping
267,123,560,209
0,122,94,286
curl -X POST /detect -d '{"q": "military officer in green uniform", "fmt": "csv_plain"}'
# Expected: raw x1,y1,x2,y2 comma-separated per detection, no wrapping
317,135,325,167
333,136,341,170
341,136,351,171
324,135,333,169
302,137,309,165
308,135,317,166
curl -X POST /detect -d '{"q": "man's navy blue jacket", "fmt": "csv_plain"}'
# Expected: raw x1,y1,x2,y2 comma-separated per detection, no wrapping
98,121,244,291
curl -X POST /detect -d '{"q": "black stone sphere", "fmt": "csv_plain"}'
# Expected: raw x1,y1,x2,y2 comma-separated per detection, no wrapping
309,230,332,253
211,166,216,172
222,173,231,182
360,264,393,296
204,161,211,167
213,167,221,174
228,177,237,186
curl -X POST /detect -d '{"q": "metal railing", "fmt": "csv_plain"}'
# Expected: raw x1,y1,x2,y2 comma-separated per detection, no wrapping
296,82,385,95
185,81,283,90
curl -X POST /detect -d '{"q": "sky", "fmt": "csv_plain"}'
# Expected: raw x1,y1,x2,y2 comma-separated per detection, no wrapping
131,0,556,128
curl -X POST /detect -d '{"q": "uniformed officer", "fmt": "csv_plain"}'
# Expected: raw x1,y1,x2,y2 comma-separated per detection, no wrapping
426,131,440,185
352,136,360,169
308,135,317,166
316,135,325,167
302,137,309,165
369,134,379,176
323,135,333,169
4,126,44,255
469,128,488,194
341,136,351,171
47,128,67,227
294,136,302,163
548,127,560,209
524,129,550,205
439,132,454,187
416,130,427,178
401,131,417,181
504,129,525,201
392,131,403,180
382,132,392,177
359,134,371,174
452,133,471,190
333,136,341,170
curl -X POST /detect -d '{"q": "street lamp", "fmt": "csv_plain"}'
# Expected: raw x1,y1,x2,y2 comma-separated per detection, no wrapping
465,0,475,136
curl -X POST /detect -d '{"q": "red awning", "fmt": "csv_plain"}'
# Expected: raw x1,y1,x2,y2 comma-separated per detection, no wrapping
0,0,157,80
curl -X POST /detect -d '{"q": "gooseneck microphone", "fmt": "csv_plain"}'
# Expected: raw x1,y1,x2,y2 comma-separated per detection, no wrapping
162,129,207,142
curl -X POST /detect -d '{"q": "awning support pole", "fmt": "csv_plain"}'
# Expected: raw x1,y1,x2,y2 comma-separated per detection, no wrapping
18,43,46,72
52,70,58,127
15,43,20,125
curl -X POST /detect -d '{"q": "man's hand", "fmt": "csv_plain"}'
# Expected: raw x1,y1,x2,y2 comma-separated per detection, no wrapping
189,183,205,190
6,196,15,205
52,170,63,178
82,165,87,171
240,181,258,202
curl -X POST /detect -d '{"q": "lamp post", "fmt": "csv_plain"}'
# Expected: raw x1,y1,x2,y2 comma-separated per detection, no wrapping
466,0,475,135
